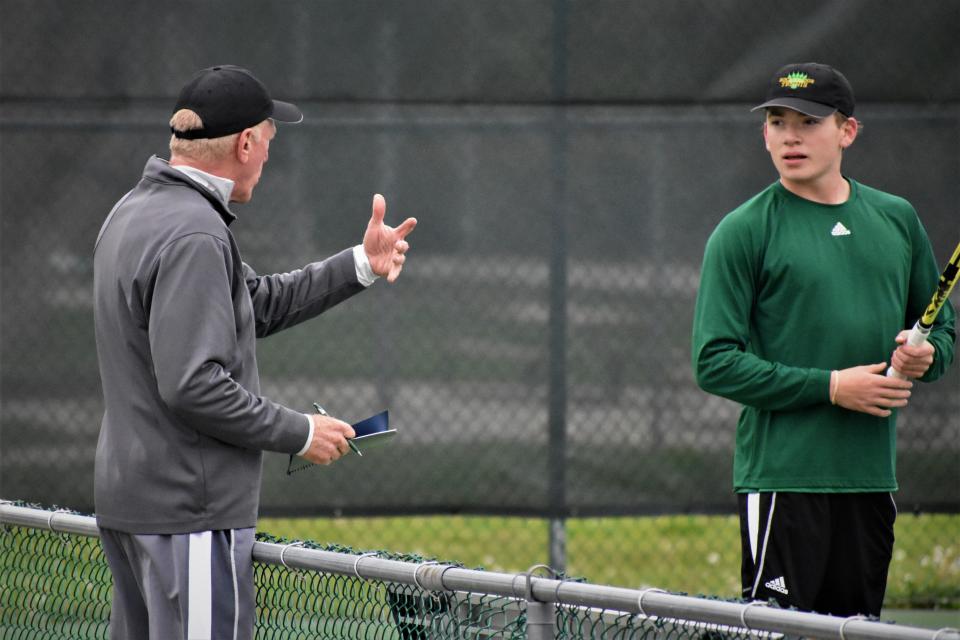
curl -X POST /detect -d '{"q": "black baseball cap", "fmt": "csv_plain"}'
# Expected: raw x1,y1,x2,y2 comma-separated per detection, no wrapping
751,62,855,118
172,65,303,139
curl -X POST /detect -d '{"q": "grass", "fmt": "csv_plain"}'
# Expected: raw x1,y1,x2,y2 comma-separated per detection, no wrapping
259,512,960,610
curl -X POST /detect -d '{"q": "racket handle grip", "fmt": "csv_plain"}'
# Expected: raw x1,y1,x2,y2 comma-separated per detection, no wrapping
886,321,930,379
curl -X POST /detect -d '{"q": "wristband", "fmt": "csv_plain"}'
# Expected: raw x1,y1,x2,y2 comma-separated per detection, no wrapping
830,370,840,405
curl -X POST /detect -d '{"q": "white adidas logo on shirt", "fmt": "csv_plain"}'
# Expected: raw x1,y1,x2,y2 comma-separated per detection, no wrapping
765,576,789,595
831,222,851,236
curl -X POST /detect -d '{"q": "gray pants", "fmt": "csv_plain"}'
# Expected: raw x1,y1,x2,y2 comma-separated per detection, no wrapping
99,527,255,640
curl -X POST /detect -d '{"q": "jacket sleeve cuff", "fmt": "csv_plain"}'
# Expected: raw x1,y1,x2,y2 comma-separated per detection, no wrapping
296,413,314,456
353,245,378,287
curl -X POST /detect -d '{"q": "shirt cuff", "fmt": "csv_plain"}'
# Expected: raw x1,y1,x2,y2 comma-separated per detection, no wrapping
353,245,378,287
296,413,314,456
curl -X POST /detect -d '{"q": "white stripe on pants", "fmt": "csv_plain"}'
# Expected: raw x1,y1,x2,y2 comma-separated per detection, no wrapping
188,531,213,640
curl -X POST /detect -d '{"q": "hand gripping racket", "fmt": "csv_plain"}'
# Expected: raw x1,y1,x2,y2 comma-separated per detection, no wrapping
887,241,960,379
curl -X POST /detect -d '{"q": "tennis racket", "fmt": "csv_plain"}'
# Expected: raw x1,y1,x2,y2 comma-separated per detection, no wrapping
887,241,960,379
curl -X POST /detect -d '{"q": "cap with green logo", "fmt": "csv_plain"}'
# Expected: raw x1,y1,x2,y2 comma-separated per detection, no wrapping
752,62,855,118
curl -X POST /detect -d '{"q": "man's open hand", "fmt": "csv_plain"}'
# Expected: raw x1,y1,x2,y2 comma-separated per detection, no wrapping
363,194,417,283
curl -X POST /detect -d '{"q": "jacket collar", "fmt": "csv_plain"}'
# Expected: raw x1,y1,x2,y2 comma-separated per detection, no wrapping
141,155,238,226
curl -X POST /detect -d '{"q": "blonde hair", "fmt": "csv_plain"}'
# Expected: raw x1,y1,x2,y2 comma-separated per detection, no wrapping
168,109,268,162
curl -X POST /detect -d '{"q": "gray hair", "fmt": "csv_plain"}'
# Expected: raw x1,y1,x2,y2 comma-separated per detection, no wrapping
169,109,267,162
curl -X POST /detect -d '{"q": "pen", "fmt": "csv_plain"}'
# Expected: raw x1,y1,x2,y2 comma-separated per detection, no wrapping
313,403,362,457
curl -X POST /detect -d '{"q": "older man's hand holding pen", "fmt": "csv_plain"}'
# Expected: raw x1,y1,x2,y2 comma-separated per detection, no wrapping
301,403,357,465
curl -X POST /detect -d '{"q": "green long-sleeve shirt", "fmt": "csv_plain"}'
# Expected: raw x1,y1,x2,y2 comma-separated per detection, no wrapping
692,179,955,492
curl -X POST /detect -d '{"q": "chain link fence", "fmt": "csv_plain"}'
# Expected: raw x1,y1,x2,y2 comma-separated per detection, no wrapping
4,503,955,639
2,0,958,610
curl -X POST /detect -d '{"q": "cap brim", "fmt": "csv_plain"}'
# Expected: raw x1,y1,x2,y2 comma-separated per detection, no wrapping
750,98,837,118
271,100,303,124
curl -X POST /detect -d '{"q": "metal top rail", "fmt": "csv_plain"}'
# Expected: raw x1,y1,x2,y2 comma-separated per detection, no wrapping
2,501,957,640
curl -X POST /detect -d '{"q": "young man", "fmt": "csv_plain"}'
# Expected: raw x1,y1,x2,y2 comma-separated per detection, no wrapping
691,62,956,617
93,66,416,639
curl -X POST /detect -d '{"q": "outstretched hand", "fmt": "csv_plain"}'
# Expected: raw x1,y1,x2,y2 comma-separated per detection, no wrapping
363,194,417,283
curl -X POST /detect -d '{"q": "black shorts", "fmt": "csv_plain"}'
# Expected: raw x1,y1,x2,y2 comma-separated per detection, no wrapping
738,492,896,617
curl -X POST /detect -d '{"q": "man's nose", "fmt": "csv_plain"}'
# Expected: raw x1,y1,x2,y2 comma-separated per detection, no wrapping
783,125,802,143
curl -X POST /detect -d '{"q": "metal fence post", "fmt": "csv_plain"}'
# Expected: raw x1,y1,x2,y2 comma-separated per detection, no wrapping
549,517,566,574
547,0,570,579
525,599,556,640
525,565,558,639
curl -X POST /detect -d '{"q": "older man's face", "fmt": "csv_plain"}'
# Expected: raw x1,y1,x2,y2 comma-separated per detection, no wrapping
231,120,276,204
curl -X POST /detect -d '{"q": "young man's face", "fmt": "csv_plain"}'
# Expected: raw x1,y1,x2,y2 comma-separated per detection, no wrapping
763,107,857,189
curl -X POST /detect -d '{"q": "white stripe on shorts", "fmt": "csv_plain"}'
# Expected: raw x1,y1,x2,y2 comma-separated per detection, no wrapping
188,531,213,640
750,492,777,599
747,493,760,562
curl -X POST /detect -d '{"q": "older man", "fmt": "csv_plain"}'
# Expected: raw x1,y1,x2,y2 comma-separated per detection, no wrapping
93,65,416,639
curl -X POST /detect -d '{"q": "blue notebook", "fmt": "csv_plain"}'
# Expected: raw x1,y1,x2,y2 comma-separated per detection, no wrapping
287,410,394,475
352,410,394,445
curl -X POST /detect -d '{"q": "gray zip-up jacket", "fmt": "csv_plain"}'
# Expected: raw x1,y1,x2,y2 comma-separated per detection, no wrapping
93,156,365,534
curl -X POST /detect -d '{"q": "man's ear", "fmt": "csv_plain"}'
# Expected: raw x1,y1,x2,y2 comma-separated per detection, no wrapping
235,128,254,163
840,117,859,149
762,121,770,151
